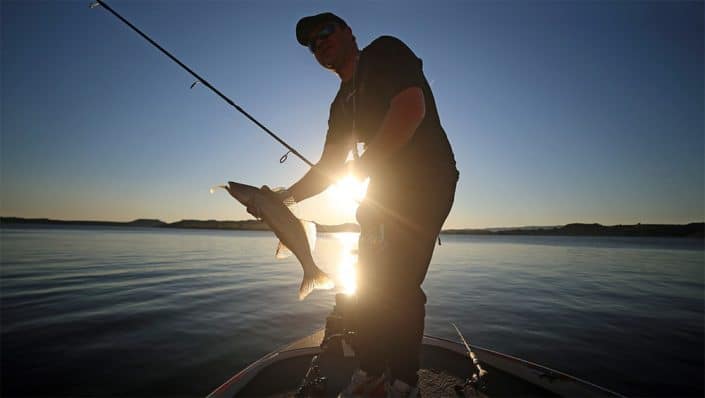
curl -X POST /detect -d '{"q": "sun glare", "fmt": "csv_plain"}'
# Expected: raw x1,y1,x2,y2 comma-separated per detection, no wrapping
328,176,369,213
336,232,359,295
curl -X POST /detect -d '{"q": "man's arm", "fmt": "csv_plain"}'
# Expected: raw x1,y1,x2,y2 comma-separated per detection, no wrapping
287,140,349,202
355,86,426,176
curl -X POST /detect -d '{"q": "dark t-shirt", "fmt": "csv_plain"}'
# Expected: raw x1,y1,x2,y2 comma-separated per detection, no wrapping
325,36,457,183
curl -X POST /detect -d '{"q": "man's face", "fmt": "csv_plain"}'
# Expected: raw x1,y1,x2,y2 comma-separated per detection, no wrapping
307,22,353,70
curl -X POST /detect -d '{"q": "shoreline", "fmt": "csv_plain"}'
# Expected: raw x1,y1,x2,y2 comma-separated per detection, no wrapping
1,217,702,238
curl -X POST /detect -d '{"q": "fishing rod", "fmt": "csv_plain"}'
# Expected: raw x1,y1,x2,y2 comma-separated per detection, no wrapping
451,322,488,395
90,0,314,167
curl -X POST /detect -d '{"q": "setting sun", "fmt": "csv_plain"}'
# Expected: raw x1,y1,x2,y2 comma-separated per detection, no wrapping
328,176,369,213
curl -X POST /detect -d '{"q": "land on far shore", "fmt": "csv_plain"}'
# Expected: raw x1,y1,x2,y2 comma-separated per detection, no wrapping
1,217,703,238
0,217,359,233
443,222,703,238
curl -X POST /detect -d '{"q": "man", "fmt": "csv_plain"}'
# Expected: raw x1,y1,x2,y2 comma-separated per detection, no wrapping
258,12,458,397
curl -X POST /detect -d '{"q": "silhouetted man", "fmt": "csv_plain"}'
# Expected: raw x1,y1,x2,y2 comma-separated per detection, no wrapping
261,13,458,397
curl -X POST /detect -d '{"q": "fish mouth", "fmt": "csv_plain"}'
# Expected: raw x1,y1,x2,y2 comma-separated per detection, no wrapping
210,184,228,195
223,181,257,206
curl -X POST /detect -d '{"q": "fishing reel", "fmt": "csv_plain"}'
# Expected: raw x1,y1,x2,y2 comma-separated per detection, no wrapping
295,355,327,398
454,371,488,398
451,323,489,398
295,294,358,397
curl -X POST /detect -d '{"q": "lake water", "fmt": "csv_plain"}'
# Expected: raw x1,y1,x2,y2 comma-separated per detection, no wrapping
1,226,703,397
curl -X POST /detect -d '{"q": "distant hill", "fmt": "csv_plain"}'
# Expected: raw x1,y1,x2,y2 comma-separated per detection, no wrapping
156,219,359,233
0,217,359,233
316,223,360,233
165,219,269,230
0,217,166,228
443,223,704,238
1,218,701,237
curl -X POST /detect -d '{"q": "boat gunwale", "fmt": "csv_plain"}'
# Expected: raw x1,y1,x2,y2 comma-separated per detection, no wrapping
206,331,325,398
423,335,625,398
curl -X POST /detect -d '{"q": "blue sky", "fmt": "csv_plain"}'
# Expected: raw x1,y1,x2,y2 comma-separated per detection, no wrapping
1,0,703,229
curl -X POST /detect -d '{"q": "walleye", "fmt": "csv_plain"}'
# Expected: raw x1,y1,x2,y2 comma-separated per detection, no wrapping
217,181,334,300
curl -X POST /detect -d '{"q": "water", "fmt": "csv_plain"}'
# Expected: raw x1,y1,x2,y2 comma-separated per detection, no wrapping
1,226,703,397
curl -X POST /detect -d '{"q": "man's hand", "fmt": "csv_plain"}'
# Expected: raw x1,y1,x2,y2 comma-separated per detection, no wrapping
246,186,293,219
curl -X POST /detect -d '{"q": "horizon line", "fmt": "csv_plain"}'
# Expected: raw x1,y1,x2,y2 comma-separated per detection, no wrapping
2,215,703,231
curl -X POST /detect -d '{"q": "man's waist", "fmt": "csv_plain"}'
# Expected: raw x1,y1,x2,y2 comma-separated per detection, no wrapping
370,160,459,190
372,145,455,177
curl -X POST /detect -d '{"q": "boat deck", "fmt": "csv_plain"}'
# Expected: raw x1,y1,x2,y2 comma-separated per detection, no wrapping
235,341,556,397
209,329,621,398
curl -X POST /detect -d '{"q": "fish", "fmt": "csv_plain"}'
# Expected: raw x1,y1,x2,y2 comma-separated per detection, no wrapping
216,181,334,300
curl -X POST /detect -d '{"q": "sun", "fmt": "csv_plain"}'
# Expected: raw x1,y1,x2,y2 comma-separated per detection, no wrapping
328,175,369,213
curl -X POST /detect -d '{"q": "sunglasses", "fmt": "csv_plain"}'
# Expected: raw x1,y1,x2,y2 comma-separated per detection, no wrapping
307,23,338,53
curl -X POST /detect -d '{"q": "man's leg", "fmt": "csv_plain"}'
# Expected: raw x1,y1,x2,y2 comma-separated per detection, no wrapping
337,198,393,397
354,200,392,378
382,175,458,386
353,172,457,384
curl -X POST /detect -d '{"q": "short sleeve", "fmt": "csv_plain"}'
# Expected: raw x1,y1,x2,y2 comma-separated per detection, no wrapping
324,91,352,146
363,36,424,102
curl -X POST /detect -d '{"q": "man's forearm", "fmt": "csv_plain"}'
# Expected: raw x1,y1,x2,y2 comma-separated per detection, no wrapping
287,165,335,202
288,140,348,202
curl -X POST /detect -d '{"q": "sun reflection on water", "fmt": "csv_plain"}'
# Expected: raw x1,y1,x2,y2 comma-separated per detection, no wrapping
336,232,359,295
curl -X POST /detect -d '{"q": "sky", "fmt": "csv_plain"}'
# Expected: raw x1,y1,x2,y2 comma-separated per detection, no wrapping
1,0,703,229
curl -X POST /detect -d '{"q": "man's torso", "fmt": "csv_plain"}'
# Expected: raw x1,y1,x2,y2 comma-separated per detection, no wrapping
326,36,457,184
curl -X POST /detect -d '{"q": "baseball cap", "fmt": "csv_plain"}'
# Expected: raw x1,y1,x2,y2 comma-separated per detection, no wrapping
296,12,348,46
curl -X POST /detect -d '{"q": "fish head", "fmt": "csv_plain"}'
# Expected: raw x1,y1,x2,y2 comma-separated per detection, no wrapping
225,181,261,207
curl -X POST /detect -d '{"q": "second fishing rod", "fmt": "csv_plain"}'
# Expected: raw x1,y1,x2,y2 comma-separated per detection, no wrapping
91,0,314,167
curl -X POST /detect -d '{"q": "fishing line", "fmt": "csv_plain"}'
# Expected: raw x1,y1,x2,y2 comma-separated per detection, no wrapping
90,0,314,167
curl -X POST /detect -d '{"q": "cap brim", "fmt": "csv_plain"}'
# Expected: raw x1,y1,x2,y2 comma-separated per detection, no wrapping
296,13,345,46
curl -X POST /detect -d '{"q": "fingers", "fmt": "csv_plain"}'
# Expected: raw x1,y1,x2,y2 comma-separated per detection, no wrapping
259,185,291,204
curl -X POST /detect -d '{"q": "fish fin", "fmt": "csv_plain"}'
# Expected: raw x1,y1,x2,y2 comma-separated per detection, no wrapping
275,241,292,259
300,220,317,253
299,267,335,300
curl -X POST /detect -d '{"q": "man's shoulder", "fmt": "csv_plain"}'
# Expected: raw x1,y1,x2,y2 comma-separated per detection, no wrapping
363,35,412,54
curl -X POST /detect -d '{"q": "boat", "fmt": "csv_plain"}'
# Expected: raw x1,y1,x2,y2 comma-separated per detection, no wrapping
207,295,624,397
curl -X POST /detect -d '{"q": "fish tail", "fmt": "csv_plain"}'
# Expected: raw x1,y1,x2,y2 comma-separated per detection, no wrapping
299,267,335,300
